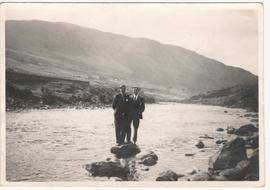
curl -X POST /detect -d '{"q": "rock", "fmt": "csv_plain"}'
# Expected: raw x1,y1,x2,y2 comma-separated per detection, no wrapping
140,151,158,166
211,174,228,181
244,113,258,118
114,177,123,181
85,161,129,178
209,137,247,170
245,132,259,149
177,173,185,178
224,110,228,113
141,167,149,171
236,160,250,170
226,126,236,134
251,118,259,122
216,128,224,132
156,170,178,181
235,124,258,136
199,134,214,139
244,149,259,180
218,160,250,180
185,153,195,157
111,143,141,158
186,168,199,175
244,173,259,181
216,140,228,144
191,171,211,181
218,169,241,181
195,140,205,148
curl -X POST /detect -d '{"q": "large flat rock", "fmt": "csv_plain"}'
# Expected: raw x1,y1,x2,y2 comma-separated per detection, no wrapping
85,161,129,178
111,143,141,158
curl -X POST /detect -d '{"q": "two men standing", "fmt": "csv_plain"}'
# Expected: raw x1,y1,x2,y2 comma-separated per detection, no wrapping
112,85,145,145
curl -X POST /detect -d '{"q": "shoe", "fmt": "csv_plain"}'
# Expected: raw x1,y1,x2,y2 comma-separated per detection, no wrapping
119,142,125,146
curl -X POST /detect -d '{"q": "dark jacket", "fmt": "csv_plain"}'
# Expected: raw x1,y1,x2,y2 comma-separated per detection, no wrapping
112,93,130,117
129,95,145,119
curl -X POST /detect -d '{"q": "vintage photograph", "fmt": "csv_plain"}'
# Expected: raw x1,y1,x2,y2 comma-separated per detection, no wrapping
0,2,264,186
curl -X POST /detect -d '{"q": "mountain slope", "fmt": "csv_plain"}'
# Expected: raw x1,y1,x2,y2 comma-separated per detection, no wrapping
181,84,258,111
6,20,258,97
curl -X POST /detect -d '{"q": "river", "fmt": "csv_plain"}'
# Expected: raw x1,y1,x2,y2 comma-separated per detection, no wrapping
6,103,256,181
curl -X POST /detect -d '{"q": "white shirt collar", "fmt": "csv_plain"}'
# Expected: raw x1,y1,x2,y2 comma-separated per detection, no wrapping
133,94,138,100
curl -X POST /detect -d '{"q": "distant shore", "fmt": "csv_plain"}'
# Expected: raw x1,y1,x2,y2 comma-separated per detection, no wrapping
181,84,258,112
6,71,258,113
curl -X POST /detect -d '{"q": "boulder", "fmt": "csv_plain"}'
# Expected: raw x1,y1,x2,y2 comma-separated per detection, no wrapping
235,124,258,136
111,143,141,158
244,149,259,181
140,151,158,166
216,128,224,132
156,170,178,181
218,160,250,180
191,171,211,181
245,132,259,149
85,161,129,178
209,137,247,170
195,140,205,148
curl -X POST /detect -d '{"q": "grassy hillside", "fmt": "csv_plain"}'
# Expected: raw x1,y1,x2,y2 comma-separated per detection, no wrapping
181,85,258,112
6,20,257,97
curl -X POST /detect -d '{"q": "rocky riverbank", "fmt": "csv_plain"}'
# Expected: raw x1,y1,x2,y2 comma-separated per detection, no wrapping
6,71,156,111
157,121,259,181
85,115,259,181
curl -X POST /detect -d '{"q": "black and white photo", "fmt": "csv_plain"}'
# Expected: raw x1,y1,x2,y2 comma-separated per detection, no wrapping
0,2,264,187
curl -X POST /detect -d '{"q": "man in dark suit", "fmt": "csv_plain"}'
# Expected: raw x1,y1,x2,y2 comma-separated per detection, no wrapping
112,85,130,145
127,87,145,144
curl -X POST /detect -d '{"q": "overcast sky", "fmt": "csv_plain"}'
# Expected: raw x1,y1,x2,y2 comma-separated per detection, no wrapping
4,3,261,75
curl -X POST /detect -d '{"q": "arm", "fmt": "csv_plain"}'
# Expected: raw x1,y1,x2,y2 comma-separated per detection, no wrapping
140,97,145,113
112,95,117,109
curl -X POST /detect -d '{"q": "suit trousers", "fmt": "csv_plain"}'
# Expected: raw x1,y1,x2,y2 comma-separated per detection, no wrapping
127,116,140,143
114,114,129,144
132,117,140,142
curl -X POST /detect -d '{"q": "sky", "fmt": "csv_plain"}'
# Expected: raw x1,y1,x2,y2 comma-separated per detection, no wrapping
3,3,261,75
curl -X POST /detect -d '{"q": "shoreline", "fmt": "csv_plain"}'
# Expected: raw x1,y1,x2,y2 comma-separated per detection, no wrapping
6,101,259,113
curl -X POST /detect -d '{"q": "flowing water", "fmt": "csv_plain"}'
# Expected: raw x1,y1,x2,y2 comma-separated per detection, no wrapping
6,103,256,181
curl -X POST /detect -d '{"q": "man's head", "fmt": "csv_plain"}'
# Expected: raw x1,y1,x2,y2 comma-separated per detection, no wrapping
119,85,126,95
132,87,140,96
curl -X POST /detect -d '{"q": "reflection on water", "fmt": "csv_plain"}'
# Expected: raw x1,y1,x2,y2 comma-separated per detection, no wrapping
6,103,254,181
